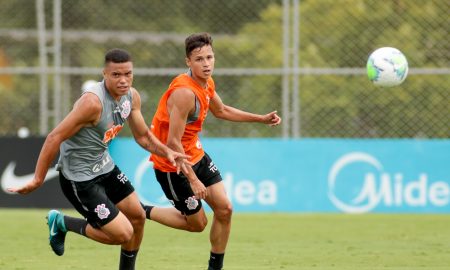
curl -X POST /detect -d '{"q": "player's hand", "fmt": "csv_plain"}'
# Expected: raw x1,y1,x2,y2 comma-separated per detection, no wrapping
189,179,207,200
6,178,42,194
175,156,194,175
263,111,282,126
166,149,192,174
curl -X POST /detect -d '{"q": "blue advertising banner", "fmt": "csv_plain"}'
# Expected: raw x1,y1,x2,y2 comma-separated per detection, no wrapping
109,138,450,213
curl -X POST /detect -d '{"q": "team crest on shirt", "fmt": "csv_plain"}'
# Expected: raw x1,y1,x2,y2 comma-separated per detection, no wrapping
185,196,199,210
120,100,131,119
94,204,110,219
196,140,202,149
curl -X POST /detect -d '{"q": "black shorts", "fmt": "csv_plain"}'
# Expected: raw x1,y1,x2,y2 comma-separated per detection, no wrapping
59,165,135,228
154,152,222,215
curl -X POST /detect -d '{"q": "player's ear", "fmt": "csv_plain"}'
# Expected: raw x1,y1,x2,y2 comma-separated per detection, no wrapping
185,57,190,68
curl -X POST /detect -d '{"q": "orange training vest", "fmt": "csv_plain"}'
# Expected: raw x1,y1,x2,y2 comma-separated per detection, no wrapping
150,73,215,172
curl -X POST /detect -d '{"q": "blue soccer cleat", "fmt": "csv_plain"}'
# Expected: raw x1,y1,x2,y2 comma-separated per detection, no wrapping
46,209,67,256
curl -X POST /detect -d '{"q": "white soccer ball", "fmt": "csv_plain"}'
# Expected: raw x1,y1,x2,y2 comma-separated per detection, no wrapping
366,47,408,87
17,127,30,138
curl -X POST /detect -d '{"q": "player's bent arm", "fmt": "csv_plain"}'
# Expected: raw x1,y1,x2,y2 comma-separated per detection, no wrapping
166,89,192,169
165,88,194,153
8,94,101,194
127,88,187,163
128,88,167,155
166,88,206,198
209,93,281,126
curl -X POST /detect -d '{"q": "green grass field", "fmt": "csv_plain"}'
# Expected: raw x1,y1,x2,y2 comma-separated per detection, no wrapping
1,208,450,270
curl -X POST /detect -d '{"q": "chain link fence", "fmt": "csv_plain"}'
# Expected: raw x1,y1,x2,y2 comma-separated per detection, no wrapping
0,0,448,138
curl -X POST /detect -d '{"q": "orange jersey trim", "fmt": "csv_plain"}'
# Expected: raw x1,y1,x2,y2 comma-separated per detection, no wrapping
150,73,215,172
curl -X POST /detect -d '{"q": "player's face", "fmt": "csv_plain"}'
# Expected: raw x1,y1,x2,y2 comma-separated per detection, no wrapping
103,61,133,100
186,45,214,86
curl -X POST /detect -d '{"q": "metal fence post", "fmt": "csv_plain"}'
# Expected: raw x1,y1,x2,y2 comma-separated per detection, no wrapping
53,0,62,127
36,0,48,135
282,0,291,138
292,0,300,138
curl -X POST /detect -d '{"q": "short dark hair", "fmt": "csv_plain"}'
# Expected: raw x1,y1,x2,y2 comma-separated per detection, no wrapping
185,32,213,57
104,48,132,65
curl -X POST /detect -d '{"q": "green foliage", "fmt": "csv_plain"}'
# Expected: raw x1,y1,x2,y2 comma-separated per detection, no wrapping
0,0,448,138
0,76,41,135
296,0,448,137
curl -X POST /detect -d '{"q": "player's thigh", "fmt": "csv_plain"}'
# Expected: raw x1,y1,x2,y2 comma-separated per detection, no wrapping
104,166,136,206
100,211,133,241
205,181,232,213
154,169,204,215
184,210,208,232
103,166,144,222
116,191,145,224
59,174,120,228
195,152,222,188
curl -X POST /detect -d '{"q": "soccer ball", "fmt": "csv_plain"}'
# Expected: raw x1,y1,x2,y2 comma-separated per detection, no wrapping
366,47,408,87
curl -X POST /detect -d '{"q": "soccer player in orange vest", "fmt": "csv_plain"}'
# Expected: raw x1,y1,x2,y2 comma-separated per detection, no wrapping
142,32,281,270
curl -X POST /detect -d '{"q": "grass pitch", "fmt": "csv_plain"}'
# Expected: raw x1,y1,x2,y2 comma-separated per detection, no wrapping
1,208,450,270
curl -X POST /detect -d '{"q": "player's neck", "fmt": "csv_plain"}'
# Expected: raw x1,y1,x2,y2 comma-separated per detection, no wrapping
104,82,122,101
187,69,208,89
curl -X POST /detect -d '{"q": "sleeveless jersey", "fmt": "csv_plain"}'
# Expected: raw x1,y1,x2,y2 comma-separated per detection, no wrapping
150,73,215,172
57,81,132,181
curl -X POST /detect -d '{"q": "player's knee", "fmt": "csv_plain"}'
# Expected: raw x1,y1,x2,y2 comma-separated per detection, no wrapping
129,208,146,229
114,227,134,244
109,223,134,244
187,216,208,232
215,203,233,222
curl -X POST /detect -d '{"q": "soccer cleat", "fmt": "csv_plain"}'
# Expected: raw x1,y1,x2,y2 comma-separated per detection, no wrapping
46,209,67,256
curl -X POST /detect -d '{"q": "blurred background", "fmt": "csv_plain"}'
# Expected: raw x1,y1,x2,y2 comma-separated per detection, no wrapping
0,0,449,213
0,0,448,139
1,2,450,268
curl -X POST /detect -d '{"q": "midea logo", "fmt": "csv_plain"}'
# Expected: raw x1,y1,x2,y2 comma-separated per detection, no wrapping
132,158,277,207
328,152,449,213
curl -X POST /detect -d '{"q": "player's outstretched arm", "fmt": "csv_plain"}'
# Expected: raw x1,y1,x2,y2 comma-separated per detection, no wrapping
209,92,282,126
7,93,101,194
